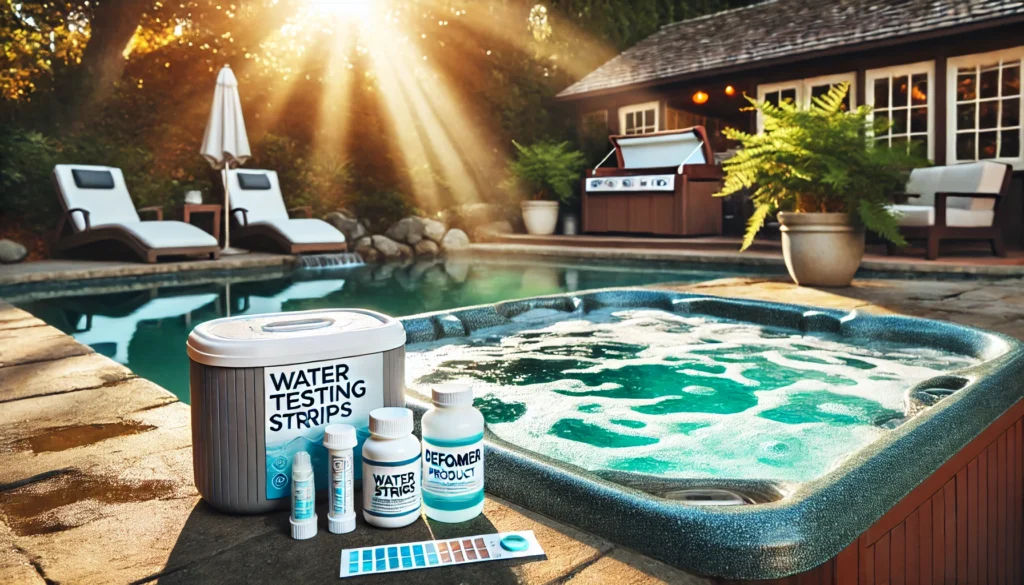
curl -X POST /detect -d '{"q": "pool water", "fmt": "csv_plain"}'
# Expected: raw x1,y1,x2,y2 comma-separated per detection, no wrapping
18,258,757,402
406,307,979,483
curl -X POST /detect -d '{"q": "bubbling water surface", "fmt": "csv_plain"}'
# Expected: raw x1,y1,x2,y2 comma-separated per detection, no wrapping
406,308,978,483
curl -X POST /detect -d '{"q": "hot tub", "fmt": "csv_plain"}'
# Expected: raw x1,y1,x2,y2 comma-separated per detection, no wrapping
400,289,1024,582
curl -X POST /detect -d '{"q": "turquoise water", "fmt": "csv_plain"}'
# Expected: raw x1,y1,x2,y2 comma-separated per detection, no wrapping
406,307,979,483
18,258,753,403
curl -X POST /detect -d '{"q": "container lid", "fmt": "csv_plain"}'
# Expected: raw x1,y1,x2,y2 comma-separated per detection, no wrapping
610,127,710,169
432,384,474,407
323,424,358,450
369,407,413,439
187,308,405,368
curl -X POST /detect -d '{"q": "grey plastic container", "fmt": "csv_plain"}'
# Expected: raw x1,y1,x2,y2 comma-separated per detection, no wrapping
187,309,406,514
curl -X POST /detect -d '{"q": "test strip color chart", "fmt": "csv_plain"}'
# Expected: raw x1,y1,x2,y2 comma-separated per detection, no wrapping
339,530,544,578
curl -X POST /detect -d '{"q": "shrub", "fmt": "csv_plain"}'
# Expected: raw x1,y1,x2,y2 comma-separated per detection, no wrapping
717,83,928,250
505,140,587,204
351,189,415,234
251,133,353,218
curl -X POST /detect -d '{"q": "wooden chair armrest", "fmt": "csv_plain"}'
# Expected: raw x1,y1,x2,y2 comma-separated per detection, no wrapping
59,208,92,234
232,208,249,226
288,206,313,218
137,206,164,221
934,191,1002,200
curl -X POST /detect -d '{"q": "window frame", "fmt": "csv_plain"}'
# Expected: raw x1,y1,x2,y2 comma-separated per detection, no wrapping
946,47,1024,169
755,73,856,133
865,60,936,161
618,101,660,136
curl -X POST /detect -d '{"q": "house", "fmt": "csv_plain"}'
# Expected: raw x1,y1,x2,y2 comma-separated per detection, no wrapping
558,0,1024,246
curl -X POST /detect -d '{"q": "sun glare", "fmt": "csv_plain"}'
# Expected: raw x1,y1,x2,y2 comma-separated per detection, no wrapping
305,0,374,23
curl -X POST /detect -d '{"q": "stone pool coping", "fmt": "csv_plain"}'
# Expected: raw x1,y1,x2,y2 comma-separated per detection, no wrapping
0,299,707,585
399,288,1024,579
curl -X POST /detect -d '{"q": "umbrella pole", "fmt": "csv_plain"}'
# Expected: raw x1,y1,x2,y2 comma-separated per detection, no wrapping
220,165,248,255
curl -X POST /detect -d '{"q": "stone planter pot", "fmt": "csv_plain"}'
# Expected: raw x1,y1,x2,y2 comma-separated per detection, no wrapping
778,212,864,287
521,200,559,235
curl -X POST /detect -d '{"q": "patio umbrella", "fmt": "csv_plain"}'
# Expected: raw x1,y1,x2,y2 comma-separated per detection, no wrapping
200,64,251,254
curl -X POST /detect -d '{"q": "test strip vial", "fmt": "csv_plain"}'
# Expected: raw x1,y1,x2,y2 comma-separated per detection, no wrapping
289,451,317,539
362,408,422,528
324,424,357,534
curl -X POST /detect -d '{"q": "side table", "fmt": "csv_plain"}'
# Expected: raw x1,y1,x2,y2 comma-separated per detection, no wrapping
183,204,223,242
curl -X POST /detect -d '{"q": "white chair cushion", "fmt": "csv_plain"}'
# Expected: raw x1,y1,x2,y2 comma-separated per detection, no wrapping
904,161,1007,212
888,205,995,228
53,164,141,231
226,169,289,223
112,221,219,249
252,218,346,245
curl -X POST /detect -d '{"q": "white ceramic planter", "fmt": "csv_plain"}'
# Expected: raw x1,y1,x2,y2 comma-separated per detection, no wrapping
778,212,865,287
521,200,559,235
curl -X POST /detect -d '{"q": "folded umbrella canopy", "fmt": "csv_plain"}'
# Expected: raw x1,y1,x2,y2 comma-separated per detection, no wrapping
200,64,251,254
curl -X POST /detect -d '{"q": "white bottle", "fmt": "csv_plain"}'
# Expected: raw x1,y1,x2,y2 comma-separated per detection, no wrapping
323,424,357,534
422,385,485,523
289,451,317,540
362,407,421,528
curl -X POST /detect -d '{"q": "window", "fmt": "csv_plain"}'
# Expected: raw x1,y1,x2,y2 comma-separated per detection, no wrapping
756,73,855,132
867,61,935,160
948,48,1023,167
619,101,658,135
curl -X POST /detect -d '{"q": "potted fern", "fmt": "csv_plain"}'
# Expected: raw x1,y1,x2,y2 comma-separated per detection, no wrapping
716,83,926,286
507,140,587,235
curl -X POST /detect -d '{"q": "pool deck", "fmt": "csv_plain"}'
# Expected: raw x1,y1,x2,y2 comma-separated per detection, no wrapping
2,275,1023,584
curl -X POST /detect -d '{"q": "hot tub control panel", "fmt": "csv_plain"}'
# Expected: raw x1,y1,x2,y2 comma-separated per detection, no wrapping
585,175,675,193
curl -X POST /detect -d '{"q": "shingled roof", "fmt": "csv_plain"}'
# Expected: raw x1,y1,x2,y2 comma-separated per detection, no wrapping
558,0,1024,99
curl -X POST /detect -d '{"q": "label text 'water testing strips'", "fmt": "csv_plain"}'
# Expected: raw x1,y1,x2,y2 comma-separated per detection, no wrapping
339,530,545,578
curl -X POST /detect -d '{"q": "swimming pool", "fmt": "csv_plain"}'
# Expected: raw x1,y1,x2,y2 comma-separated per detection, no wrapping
401,289,1024,580
15,257,768,402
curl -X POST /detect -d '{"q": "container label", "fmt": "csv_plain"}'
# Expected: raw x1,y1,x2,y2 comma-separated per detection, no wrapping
363,455,421,519
264,353,384,500
329,451,354,517
292,477,314,520
422,434,484,511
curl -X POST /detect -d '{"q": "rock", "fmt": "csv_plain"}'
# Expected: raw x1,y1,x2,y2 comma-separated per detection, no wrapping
395,242,414,260
440,228,470,251
0,239,27,264
371,235,402,259
421,218,447,243
473,220,514,242
325,212,367,243
386,217,424,246
444,259,470,283
361,247,380,263
414,239,440,257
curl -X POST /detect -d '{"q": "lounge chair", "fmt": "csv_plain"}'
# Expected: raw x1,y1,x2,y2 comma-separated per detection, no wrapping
226,169,347,254
52,164,220,263
887,161,1012,260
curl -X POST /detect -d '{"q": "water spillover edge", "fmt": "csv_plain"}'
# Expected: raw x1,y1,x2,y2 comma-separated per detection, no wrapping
406,308,979,483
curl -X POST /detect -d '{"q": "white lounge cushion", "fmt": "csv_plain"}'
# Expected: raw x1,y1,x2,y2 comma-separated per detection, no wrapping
112,221,219,249
888,204,995,228
904,161,1007,211
53,164,141,231
226,169,289,223
251,218,346,245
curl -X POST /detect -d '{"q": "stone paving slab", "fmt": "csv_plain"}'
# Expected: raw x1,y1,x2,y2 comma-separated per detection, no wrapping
0,325,94,368
0,353,133,403
563,548,712,585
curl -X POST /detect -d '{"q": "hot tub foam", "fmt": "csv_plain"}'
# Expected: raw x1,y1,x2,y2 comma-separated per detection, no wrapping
398,288,1024,580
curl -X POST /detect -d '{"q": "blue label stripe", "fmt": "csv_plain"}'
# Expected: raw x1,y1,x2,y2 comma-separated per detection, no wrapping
363,454,421,467
364,507,422,518
423,489,485,511
423,433,484,448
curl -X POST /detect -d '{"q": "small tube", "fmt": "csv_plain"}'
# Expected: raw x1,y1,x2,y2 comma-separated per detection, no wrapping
324,424,358,534
290,451,317,540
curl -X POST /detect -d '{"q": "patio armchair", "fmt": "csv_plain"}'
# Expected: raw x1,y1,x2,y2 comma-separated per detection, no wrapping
52,164,220,263
886,160,1012,260
226,169,347,254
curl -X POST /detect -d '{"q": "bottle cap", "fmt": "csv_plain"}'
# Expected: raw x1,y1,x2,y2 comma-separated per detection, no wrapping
432,384,474,407
329,514,356,534
323,424,358,450
290,514,318,540
368,407,413,439
292,450,312,474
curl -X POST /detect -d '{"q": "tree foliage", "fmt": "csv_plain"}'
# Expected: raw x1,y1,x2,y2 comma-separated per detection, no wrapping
716,83,929,250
